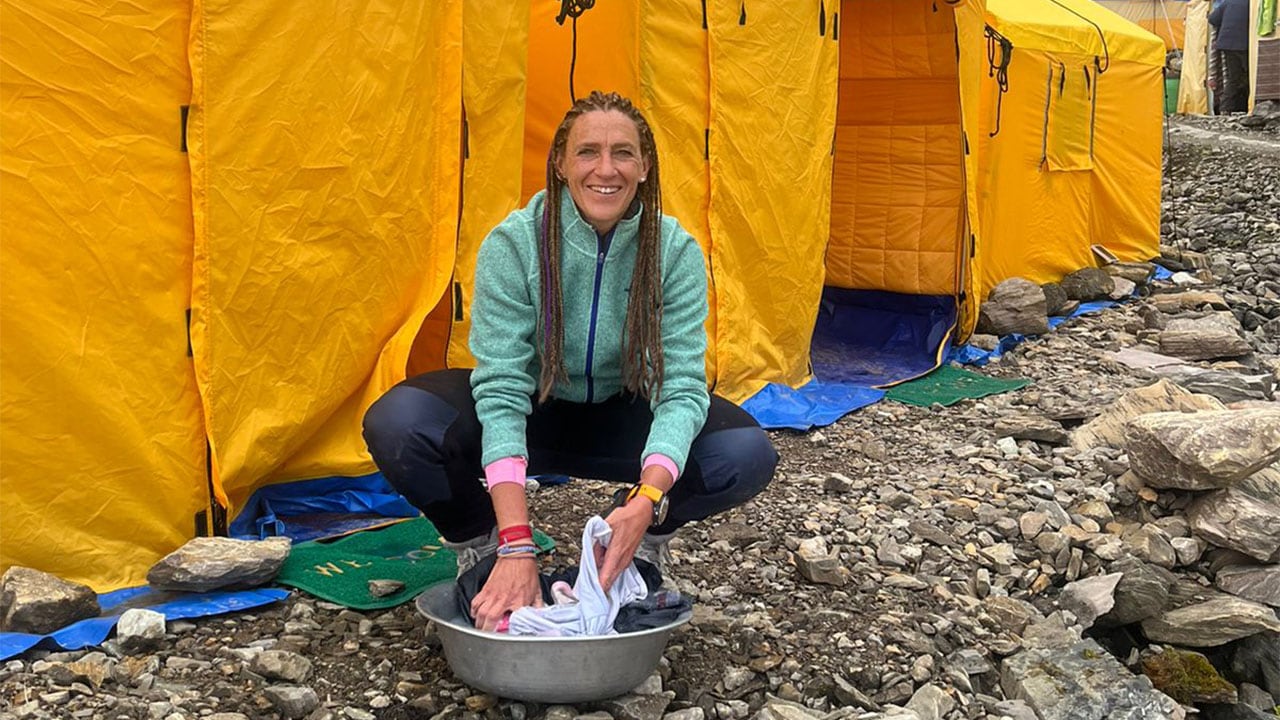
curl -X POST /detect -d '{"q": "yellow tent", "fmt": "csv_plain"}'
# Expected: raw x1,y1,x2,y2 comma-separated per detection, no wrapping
0,0,1163,590
1097,0,1190,50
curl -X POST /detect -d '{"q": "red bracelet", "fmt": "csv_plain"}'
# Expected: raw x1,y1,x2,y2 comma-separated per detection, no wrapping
498,524,533,546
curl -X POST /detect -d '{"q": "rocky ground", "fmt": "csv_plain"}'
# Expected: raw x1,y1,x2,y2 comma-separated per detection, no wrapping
2,112,1279,720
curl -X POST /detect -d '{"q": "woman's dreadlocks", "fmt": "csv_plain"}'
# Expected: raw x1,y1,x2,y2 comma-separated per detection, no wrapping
538,91,665,403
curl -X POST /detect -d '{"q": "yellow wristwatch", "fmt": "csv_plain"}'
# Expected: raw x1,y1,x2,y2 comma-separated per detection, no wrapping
611,483,670,526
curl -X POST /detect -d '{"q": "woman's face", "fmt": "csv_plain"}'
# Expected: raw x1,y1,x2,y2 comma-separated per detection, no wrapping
557,109,650,236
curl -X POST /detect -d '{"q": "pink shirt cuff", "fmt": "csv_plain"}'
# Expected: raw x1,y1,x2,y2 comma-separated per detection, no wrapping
642,454,680,483
484,457,527,490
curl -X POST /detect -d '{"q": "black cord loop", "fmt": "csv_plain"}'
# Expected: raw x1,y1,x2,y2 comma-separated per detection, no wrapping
985,26,1013,137
556,0,596,103
1044,0,1110,74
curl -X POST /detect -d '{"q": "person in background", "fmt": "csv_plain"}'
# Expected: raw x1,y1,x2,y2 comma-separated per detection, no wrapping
363,91,778,632
1210,0,1251,113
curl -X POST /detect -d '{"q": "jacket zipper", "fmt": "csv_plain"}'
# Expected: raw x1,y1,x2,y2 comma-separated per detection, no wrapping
583,231,611,403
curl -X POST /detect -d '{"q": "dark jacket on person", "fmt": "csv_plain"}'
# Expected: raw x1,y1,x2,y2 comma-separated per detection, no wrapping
1209,0,1251,52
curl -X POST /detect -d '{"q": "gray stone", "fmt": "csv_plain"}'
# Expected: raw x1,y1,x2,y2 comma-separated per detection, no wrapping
1098,561,1174,627
1060,267,1116,302
1122,525,1178,569
1070,379,1225,451
753,696,821,720
1158,367,1276,403
116,608,166,654
1189,489,1280,562
906,520,955,547
1042,282,1069,316
262,685,319,719
1019,511,1048,539
1158,314,1253,361
876,537,908,568
1237,683,1276,713
1059,573,1122,629
994,416,1069,445
1150,290,1229,313
982,596,1038,635
251,650,313,683
1238,465,1280,505
1071,500,1114,525
991,699,1039,720
0,566,100,634
795,537,847,587
1215,564,1280,607
632,672,664,696
831,674,880,711
1001,638,1183,720
1125,408,1280,490
599,692,675,720
1141,596,1280,647
1107,347,1189,374
147,536,291,592
976,278,1050,337
1109,276,1137,300
1171,537,1204,566
904,684,954,720
1106,261,1157,286
712,522,767,548
368,579,405,598
663,709,705,720
1227,632,1280,701
947,649,991,676
1022,612,1080,650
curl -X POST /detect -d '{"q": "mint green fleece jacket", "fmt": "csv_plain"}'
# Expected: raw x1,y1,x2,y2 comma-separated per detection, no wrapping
469,189,710,473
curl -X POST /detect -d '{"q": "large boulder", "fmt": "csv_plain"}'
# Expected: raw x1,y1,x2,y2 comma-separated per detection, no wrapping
1214,564,1280,608
1155,367,1276,403
1070,379,1225,451
1001,638,1183,720
1125,409,1280,490
1226,632,1280,702
1237,465,1280,505
147,536,291,592
1158,314,1252,361
1188,489,1280,563
976,278,1050,337
1141,596,1280,647
0,567,100,634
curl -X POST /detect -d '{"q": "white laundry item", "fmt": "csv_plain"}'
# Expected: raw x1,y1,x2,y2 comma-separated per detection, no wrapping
507,515,648,637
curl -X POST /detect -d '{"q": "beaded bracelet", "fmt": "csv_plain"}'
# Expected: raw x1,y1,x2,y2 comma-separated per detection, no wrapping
495,544,538,559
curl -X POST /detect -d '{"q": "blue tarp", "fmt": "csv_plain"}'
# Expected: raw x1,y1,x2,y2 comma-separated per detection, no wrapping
744,289,954,430
744,267,1173,430
229,473,420,542
0,586,288,661
740,381,886,431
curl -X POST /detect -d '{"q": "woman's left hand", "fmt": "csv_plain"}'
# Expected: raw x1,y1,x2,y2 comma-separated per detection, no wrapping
599,499,652,590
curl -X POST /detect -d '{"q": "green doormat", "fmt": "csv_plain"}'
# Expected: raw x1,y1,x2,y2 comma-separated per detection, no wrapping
884,365,1030,407
276,517,554,610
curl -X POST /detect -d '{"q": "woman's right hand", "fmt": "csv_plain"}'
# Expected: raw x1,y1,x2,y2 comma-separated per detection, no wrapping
470,557,543,632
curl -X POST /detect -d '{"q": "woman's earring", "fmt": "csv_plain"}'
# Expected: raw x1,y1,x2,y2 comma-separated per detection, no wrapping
640,176,647,183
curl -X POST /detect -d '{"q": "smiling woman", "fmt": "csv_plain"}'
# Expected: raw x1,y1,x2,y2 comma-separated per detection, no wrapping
361,90,779,635
556,109,650,235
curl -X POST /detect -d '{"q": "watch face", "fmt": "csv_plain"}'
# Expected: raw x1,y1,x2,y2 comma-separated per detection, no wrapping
653,495,670,526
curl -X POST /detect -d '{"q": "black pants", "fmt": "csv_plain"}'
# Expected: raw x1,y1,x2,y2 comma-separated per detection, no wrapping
1221,49,1249,114
362,369,777,541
